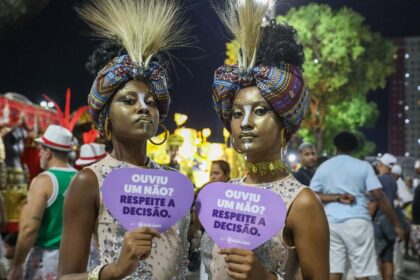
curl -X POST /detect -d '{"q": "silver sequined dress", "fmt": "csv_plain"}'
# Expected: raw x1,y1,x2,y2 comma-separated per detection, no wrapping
86,155,190,280
200,175,306,280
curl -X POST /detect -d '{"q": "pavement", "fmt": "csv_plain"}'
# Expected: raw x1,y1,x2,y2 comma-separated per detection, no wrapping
186,257,420,280
396,258,420,280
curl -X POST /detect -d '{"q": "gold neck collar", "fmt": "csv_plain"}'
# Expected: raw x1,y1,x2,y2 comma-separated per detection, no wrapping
246,159,289,177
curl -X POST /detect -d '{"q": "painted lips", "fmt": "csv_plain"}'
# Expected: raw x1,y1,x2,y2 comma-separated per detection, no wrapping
134,115,152,125
239,132,256,140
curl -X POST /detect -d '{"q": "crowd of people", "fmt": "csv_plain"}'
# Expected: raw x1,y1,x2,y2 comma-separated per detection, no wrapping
292,135,420,280
0,0,419,279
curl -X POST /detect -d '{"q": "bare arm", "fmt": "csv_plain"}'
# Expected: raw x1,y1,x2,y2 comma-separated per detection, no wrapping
370,188,404,239
58,169,159,280
317,193,355,204
288,189,329,279
58,168,99,279
9,175,51,279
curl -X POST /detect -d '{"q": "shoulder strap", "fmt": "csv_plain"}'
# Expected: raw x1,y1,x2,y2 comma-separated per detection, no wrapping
40,171,59,208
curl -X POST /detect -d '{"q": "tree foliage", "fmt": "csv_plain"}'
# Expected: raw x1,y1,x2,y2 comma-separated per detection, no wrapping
276,4,395,155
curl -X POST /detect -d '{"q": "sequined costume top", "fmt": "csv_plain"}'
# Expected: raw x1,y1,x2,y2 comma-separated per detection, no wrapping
201,175,306,280
2,167,27,228
86,155,190,280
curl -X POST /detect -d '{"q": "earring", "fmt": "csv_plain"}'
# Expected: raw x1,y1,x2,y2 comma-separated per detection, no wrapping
279,128,289,161
104,118,112,141
280,128,287,149
231,137,244,154
149,123,168,146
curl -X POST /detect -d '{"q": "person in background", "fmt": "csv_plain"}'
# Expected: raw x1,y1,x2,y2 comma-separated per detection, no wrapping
411,160,420,261
413,160,420,195
373,153,401,280
2,127,28,234
4,233,18,261
8,125,77,280
391,165,413,211
390,164,412,277
293,143,317,186
189,160,232,276
0,233,18,278
75,143,107,169
310,132,404,280
209,160,230,183
372,160,380,175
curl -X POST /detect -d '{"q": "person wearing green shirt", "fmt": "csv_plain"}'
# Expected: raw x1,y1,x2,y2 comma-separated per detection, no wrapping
9,125,77,280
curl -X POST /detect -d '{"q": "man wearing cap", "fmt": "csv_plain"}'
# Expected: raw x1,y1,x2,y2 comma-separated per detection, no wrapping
392,165,413,209
9,125,77,280
390,164,411,278
373,153,401,280
75,143,107,168
310,132,404,280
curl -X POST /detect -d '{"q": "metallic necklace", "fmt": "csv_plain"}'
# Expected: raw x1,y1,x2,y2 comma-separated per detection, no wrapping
246,159,289,177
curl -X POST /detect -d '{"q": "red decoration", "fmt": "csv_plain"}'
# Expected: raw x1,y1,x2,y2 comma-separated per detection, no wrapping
83,128,98,144
43,88,89,132
0,96,59,132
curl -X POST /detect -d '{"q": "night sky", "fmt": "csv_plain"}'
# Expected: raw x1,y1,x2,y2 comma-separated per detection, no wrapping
0,0,419,153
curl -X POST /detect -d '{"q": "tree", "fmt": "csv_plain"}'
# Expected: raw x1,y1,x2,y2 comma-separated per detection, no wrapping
276,4,395,155
299,93,378,156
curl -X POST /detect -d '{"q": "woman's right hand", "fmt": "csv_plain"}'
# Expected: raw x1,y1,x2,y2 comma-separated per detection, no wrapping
107,227,160,279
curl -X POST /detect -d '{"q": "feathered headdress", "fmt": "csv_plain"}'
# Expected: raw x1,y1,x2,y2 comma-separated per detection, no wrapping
215,0,273,71
212,0,310,140
78,0,192,133
77,0,190,69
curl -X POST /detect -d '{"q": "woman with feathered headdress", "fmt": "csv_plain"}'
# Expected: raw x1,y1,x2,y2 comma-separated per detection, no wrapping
201,1,329,279
57,0,192,279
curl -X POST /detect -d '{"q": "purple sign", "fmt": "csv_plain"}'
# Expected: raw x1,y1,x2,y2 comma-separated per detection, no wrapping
102,168,194,233
196,182,287,250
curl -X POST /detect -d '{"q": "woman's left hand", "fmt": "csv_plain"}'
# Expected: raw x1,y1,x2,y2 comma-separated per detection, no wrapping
220,248,276,280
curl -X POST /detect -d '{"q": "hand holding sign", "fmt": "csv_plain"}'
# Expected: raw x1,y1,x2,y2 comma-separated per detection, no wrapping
221,248,275,280
102,168,194,232
109,227,161,279
196,182,287,250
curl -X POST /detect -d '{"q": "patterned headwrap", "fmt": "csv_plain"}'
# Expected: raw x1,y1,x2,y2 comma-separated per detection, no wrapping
88,54,170,133
212,63,309,140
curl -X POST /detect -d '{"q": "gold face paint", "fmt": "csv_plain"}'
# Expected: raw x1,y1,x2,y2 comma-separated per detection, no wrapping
230,86,284,162
108,80,160,142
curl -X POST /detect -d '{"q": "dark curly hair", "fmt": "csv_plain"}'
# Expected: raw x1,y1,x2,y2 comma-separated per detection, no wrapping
85,40,172,80
85,41,127,77
256,20,305,69
334,131,359,153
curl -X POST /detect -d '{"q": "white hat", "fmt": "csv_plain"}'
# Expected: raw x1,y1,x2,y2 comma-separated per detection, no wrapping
75,143,107,166
415,160,420,169
35,125,74,152
391,164,402,175
377,153,397,168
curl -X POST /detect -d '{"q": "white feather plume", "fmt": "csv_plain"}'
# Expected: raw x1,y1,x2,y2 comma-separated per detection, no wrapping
77,0,191,68
215,0,274,70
